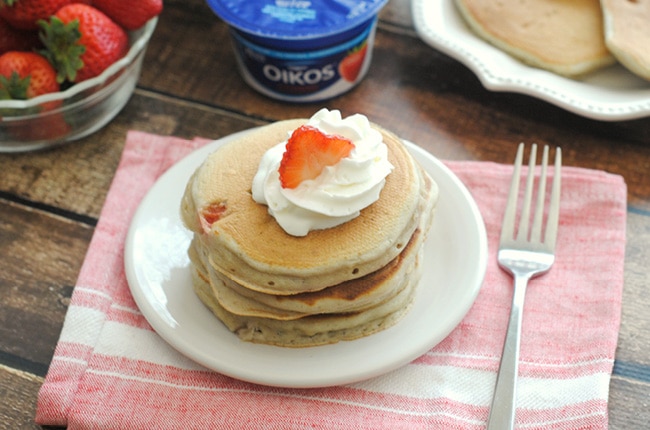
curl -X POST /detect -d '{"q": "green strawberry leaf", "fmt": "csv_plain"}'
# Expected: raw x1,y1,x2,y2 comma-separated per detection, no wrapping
38,17,85,84
0,72,30,100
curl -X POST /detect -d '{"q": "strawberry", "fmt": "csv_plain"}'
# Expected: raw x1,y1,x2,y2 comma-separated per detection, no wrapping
279,125,355,189
200,201,227,233
39,3,128,83
92,0,162,30
9,108,71,140
0,51,69,141
0,50,59,99
0,16,40,53
339,43,368,83
0,0,90,30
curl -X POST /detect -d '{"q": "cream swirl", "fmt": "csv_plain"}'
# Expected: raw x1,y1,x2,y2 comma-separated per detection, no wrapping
252,108,394,236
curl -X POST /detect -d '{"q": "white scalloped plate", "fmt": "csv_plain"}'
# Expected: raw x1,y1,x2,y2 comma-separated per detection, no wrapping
412,0,650,121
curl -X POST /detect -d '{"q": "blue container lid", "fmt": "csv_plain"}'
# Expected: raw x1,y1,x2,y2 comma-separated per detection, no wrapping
206,0,388,41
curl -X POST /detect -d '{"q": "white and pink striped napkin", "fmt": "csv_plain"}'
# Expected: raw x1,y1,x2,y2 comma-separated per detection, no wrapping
36,131,626,429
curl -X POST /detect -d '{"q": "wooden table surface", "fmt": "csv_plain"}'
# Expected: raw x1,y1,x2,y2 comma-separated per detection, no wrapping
1,0,649,428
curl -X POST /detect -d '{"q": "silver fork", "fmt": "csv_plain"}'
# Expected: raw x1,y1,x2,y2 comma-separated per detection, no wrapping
486,143,562,430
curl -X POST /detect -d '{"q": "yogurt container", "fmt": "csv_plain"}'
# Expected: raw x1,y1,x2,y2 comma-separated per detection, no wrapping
206,0,389,102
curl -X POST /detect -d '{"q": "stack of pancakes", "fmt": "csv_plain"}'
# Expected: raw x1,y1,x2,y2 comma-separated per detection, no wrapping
181,119,438,347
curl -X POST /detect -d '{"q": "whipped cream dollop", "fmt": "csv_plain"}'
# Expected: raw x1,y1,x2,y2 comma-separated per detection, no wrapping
252,108,394,236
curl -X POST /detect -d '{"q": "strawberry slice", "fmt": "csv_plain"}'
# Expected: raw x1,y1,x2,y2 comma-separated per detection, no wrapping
279,125,355,189
199,201,227,234
201,202,227,225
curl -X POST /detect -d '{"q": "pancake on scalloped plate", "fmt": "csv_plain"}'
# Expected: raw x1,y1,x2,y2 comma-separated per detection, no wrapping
453,0,615,77
601,0,650,81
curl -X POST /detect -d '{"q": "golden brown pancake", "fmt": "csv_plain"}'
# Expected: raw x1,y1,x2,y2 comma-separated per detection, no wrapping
454,0,615,77
601,0,650,81
181,119,432,295
191,187,432,320
191,256,422,347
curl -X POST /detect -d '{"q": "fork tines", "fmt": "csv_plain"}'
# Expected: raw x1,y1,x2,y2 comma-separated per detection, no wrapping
500,143,562,251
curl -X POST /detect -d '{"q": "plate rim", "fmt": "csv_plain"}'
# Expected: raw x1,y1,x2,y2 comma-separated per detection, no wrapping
412,0,650,121
124,130,488,388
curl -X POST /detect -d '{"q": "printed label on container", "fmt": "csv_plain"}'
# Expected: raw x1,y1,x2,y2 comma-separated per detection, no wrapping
230,20,376,102
261,3,316,24
207,0,388,40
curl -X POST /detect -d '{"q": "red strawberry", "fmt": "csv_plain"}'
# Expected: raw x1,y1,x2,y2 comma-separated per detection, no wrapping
202,202,227,225
92,0,162,30
0,16,40,53
0,50,59,99
200,201,227,233
279,125,355,189
339,43,368,83
39,3,128,83
0,50,69,141
0,0,90,30
9,108,71,140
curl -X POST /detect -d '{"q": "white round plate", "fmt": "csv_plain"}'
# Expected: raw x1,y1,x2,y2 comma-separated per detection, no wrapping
412,0,650,121
124,129,488,388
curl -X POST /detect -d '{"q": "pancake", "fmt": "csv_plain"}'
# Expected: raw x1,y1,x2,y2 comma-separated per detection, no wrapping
454,0,615,77
181,119,432,295
601,0,650,81
205,229,420,318
191,253,422,348
192,178,433,320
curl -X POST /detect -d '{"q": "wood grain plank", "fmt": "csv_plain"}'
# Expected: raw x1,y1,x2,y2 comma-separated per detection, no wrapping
616,211,650,364
0,200,92,370
609,376,650,429
379,0,415,29
0,367,44,430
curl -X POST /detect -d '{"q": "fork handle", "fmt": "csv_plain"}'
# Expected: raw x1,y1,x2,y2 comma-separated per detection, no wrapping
486,273,530,430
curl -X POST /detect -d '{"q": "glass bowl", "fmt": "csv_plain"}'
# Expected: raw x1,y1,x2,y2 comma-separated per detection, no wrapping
0,18,158,152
